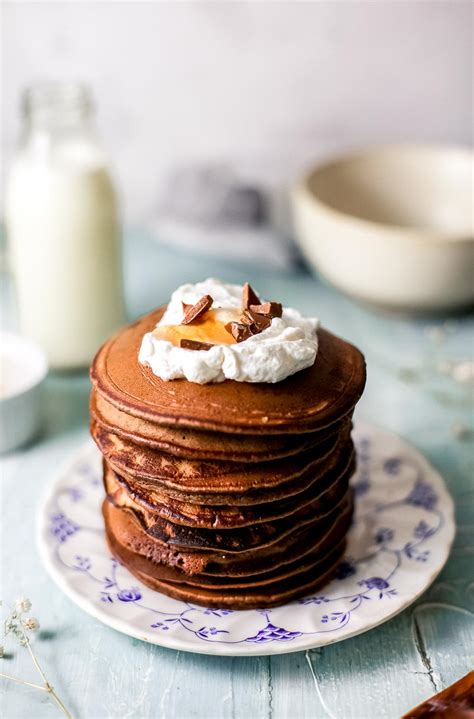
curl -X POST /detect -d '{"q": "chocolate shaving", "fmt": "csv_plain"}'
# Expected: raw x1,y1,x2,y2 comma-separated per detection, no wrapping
249,301,282,318
242,309,272,332
181,301,192,314
225,322,254,343
180,339,214,351
181,295,213,324
242,282,260,310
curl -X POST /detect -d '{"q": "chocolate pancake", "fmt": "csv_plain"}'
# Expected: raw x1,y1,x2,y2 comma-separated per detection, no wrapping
92,418,353,501
90,390,347,462
91,307,366,435
104,479,351,555
103,493,353,577
110,535,347,590
118,547,346,609
106,517,346,590
103,450,355,528
105,505,349,609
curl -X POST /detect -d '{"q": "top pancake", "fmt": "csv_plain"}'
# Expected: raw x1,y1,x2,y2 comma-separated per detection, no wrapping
91,307,366,435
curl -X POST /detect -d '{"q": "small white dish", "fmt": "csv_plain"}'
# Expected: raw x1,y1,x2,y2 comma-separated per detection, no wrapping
37,424,454,656
292,145,473,312
0,333,48,453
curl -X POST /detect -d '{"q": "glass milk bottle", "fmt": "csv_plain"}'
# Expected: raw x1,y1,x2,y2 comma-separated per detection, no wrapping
5,82,125,369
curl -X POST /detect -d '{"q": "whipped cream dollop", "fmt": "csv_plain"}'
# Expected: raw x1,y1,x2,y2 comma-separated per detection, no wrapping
138,278,319,384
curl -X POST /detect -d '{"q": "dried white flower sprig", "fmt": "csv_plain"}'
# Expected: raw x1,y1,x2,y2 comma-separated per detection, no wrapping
0,598,72,718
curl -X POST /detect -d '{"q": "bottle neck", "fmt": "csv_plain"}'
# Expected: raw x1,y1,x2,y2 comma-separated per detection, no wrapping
22,82,95,136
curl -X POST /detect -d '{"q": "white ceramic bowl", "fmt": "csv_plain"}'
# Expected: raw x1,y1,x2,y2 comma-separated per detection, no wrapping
0,333,48,453
292,145,473,311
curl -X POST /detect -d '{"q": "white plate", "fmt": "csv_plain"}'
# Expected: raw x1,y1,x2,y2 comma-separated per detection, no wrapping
37,424,455,656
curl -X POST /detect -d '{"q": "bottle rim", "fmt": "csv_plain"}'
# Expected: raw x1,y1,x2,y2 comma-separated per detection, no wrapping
22,81,94,120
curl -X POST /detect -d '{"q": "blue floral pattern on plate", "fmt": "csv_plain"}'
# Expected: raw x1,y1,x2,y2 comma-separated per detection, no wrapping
37,424,455,656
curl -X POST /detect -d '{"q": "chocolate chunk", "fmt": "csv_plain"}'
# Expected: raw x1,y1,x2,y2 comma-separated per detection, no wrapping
249,302,283,318
181,301,192,314
242,309,272,332
225,322,254,343
242,282,260,310
240,312,258,329
181,295,213,324
180,339,214,351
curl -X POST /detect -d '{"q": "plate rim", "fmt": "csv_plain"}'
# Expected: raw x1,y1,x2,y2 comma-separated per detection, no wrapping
36,422,456,657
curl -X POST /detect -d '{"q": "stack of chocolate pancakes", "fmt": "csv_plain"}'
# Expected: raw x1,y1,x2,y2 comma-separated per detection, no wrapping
90,306,366,609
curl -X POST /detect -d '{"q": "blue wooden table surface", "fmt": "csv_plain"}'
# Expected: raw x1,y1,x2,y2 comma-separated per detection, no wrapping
1,231,473,719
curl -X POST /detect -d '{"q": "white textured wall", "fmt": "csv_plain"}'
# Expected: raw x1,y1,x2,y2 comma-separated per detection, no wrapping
2,1,472,223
